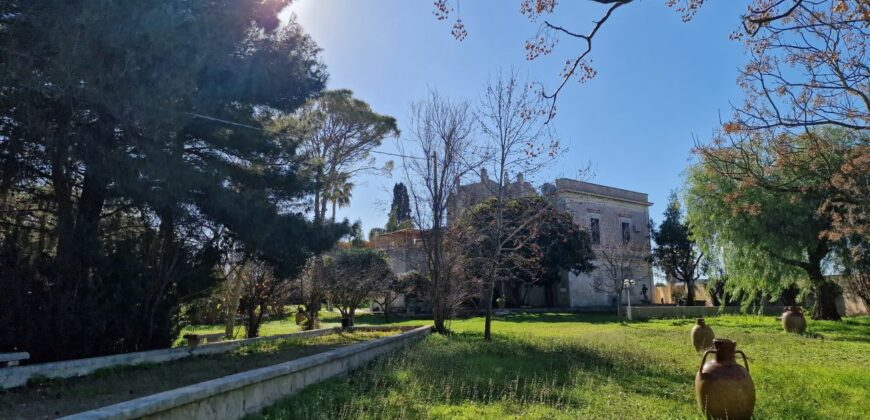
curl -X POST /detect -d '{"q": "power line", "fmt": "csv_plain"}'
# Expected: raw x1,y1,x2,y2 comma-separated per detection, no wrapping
370,150,426,160
187,112,266,131
187,111,427,161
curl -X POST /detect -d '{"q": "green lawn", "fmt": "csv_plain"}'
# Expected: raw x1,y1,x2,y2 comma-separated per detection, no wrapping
251,313,870,420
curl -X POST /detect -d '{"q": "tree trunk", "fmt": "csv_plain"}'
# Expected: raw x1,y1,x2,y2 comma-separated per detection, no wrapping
383,298,391,323
245,302,262,338
483,276,495,341
812,279,842,321
431,268,449,334
430,230,449,335
224,271,244,338
304,303,320,330
685,278,696,306
147,211,176,344
806,242,841,320
616,291,623,322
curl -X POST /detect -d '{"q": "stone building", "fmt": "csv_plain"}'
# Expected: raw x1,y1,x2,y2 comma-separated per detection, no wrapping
368,229,428,313
447,169,537,226
448,175,654,310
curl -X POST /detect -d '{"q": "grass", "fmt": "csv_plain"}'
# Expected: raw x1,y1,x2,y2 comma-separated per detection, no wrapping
252,313,870,420
0,330,401,420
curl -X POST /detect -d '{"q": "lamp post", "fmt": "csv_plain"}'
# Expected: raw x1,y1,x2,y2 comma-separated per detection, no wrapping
623,278,636,321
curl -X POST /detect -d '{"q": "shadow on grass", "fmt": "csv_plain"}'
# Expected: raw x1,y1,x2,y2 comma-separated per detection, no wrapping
321,312,432,326
804,317,870,343
491,312,625,325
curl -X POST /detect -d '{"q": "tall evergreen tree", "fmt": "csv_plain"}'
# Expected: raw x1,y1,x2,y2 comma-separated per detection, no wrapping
0,1,346,361
386,182,412,231
652,192,704,306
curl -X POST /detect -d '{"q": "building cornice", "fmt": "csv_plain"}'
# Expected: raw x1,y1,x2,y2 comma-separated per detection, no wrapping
556,188,653,207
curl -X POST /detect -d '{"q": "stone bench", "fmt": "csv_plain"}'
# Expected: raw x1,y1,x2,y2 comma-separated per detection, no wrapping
0,352,29,368
183,333,225,347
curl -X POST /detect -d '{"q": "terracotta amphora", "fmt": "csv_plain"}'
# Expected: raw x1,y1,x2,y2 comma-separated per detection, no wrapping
695,339,755,420
781,306,806,334
691,318,715,352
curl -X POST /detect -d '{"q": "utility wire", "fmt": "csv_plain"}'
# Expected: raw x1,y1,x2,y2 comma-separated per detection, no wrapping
187,112,427,161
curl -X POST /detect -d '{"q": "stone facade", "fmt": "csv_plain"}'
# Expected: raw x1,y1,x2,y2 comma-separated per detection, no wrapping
369,229,426,275
543,178,654,309
368,229,427,312
448,175,653,309
447,169,536,226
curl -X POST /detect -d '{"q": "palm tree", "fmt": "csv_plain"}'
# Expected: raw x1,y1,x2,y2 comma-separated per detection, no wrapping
325,174,354,222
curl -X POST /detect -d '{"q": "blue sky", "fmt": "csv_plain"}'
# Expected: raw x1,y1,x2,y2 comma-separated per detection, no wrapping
284,0,748,234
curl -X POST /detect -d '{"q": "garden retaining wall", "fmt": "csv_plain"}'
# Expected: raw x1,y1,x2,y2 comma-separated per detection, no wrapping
629,305,787,320
0,325,406,390
61,325,432,420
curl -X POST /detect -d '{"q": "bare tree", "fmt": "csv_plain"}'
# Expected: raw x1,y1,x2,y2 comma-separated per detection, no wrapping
290,257,328,330
728,1,868,134
238,261,292,338
468,68,562,340
592,237,651,321
432,1,866,125
398,89,477,334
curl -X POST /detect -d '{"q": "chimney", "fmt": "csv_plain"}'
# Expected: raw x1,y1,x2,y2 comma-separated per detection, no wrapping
480,168,488,183
516,172,524,185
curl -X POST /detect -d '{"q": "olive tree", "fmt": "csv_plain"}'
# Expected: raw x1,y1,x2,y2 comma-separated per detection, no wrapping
325,248,395,326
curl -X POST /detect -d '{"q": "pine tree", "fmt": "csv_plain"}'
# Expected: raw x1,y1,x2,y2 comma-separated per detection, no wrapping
0,0,346,361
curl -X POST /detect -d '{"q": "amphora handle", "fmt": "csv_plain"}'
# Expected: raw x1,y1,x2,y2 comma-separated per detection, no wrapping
736,350,750,373
698,349,716,373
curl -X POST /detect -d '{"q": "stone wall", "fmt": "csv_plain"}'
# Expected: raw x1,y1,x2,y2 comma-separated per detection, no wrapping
629,305,787,320
61,326,432,420
0,326,387,390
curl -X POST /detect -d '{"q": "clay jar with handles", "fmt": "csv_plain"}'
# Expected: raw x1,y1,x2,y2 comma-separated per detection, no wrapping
695,339,755,420
691,318,715,352
781,306,807,334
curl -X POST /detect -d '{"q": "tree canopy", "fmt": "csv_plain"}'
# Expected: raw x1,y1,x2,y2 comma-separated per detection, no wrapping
687,128,865,320
454,196,595,307
325,248,395,325
0,0,346,361
386,183,413,232
285,89,399,225
652,192,704,305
